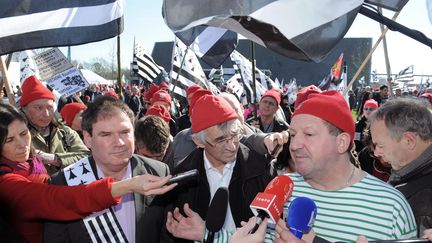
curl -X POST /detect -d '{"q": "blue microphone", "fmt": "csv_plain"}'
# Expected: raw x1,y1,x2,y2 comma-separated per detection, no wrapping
286,197,317,239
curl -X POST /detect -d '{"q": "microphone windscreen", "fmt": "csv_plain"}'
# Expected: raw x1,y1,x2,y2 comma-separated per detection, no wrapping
206,187,229,232
286,197,317,238
264,175,294,206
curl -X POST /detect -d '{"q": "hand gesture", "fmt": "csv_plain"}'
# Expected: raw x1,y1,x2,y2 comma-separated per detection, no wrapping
229,217,268,243
166,203,205,241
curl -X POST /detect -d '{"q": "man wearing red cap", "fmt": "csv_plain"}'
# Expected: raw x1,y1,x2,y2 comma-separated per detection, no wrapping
20,76,89,175
275,90,416,242
154,94,276,242
60,102,87,137
247,89,288,133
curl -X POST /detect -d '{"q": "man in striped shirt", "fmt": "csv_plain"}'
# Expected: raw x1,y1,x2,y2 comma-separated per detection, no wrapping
275,91,416,242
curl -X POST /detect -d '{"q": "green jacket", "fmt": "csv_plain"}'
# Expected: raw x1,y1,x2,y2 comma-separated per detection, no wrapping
30,124,90,175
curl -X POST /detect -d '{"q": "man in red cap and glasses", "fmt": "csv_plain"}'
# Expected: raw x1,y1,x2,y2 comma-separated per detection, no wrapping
153,94,276,242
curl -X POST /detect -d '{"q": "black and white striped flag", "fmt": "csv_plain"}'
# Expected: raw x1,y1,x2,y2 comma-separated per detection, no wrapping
0,0,124,55
170,37,208,97
163,0,363,62
175,26,238,68
395,65,414,82
132,43,164,83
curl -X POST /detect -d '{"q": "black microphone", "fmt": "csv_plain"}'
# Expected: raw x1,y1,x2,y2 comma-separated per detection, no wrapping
205,187,229,243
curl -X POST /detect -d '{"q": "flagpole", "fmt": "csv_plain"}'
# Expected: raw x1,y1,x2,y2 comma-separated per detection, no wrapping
250,42,258,119
378,7,393,96
343,11,400,96
0,55,17,105
116,32,123,99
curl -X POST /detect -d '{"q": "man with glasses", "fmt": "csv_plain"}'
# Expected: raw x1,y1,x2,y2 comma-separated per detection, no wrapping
247,89,289,133
153,94,276,242
20,76,89,175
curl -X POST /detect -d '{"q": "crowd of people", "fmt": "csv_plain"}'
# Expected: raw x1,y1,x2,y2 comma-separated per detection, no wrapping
1,74,432,243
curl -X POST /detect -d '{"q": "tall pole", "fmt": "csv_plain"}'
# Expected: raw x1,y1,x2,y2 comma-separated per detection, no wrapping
117,34,123,99
343,11,400,96
170,39,189,97
378,7,393,96
0,55,17,105
250,42,257,118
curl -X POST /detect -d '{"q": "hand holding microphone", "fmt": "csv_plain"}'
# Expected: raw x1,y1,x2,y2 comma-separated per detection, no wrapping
286,197,317,239
249,175,294,233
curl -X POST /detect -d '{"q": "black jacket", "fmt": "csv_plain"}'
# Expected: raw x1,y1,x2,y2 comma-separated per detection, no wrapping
153,144,276,242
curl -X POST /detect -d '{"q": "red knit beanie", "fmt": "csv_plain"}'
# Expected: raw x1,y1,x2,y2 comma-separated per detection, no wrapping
293,90,355,142
20,76,55,107
294,85,322,110
145,105,171,123
420,93,432,105
261,89,281,105
363,99,378,109
186,84,202,98
60,103,87,126
189,89,212,116
144,83,160,102
104,90,119,99
191,95,239,133
151,90,172,106
159,82,169,90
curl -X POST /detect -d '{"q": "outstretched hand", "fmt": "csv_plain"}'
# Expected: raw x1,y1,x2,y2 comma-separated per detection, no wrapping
166,203,205,241
130,174,177,196
229,217,268,243
264,130,289,156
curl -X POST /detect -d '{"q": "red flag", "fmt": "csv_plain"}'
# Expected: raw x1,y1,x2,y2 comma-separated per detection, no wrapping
331,53,344,81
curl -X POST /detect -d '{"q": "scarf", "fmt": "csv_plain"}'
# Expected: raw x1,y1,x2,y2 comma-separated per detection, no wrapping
0,156,50,184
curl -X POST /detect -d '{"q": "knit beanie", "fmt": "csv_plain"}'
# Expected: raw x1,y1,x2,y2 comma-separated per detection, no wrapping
60,103,87,126
20,76,54,107
151,90,172,106
104,90,119,99
191,95,239,133
261,89,281,105
363,99,378,109
144,83,160,102
189,89,212,116
294,85,322,110
145,105,171,123
186,85,202,98
293,90,355,141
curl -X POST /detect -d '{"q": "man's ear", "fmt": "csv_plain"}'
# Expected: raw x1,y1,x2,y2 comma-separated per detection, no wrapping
336,132,351,154
83,131,92,149
403,132,417,150
192,137,205,148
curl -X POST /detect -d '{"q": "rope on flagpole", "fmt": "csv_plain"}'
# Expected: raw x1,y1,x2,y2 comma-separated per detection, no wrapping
343,10,400,96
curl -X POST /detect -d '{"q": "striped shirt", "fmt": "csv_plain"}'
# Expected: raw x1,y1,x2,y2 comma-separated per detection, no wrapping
282,172,417,242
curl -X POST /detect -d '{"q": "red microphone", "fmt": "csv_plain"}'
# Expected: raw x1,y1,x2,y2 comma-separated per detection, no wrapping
249,175,294,232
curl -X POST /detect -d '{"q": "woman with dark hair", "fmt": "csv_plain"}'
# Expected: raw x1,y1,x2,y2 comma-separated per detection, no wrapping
0,103,175,243
356,90,371,118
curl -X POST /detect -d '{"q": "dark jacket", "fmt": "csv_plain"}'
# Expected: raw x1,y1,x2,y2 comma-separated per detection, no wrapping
354,116,368,153
389,145,432,236
246,116,289,133
153,144,275,242
44,155,169,243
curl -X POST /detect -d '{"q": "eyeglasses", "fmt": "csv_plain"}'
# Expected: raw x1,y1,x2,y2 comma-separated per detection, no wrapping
205,133,241,147
261,100,277,107
364,107,376,111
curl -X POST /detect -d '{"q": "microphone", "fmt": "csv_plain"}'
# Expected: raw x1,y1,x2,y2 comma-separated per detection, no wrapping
286,197,317,239
205,187,229,243
249,175,294,233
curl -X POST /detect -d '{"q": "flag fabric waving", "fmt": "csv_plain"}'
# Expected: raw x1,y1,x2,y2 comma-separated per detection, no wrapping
175,26,238,68
0,0,124,55
395,65,414,82
163,0,363,62
169,37,208,97
318,53,344,91
132,43,164,83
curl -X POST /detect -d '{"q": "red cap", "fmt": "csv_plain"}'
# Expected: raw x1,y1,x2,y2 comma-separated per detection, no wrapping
144,83,160,101
191,95,239,133
294,85,322,110
159,82,169,89
420,93,432,105
151,90,172,106
145,105,171,123
20,76,55,107
261,89,281,105
363,99,378,109
186,84,203,98
104,90,119,99
189,89,212,116
60,103,87,126
293,90,355,142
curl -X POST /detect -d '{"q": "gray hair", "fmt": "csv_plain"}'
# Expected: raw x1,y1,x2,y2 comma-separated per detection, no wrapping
192,118,242,144
369,97,432,141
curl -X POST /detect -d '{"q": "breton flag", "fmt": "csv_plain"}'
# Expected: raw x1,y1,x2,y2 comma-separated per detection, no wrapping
170,37,208,97
230,50,267,102
0,0,124,55
395,65,414,82
175,26,238,68
19,50,39,84
226,73,244,101
132,43,164,83
163,0,363,62
338,63,349,105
